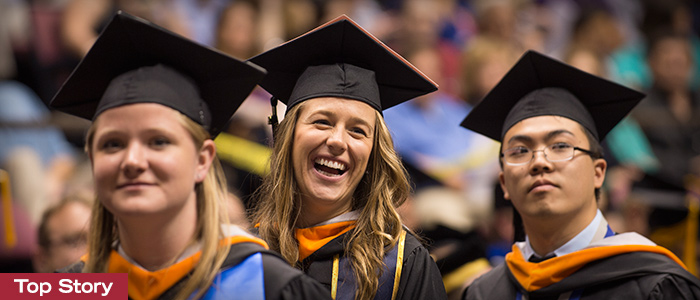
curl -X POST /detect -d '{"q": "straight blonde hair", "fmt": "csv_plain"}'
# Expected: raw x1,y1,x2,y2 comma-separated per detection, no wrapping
253,102,410,299
84,113,230,300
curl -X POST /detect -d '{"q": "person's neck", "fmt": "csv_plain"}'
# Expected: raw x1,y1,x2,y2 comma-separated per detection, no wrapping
523,207,597,256
297,197,352,228
116,202,198,271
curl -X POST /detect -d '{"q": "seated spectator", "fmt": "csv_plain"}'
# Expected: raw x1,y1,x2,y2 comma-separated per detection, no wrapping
33,196,91,273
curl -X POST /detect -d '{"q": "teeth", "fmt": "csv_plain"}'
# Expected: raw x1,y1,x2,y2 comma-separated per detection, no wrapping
317,169,337,177
314,158,346,171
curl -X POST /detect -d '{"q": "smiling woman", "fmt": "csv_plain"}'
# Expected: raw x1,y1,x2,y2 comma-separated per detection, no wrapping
48,11,328,300
250,15,447,300
291,98,375,227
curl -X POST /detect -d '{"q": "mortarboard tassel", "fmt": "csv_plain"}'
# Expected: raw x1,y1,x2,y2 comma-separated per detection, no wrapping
0,170,17,249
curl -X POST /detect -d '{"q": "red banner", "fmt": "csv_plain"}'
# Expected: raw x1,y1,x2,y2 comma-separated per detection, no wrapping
0,273,127,299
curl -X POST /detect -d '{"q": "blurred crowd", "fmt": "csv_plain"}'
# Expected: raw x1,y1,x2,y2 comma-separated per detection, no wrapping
1,0,699,293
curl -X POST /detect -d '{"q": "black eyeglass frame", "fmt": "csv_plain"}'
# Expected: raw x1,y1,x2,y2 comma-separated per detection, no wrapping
500,144,596,166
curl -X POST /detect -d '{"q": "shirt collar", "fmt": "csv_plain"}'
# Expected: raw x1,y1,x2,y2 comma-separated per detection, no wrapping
521,209,604,260
301,210,361,228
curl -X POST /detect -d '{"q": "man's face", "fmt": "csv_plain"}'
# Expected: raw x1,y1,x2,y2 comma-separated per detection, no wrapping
649,37,693,92
498,116,606,227
35,202,90,272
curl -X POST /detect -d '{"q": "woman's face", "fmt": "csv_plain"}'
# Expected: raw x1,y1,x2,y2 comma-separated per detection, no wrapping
90,103,212,219
292,98,376,219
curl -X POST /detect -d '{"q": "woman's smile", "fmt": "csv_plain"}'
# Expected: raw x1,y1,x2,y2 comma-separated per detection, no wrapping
313,157,348,177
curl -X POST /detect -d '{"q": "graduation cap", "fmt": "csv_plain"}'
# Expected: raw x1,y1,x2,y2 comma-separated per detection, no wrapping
247,15,437,113
460,50,645,142
50,11,266,137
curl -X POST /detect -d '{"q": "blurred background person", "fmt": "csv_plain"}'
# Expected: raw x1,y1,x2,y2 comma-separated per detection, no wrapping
214,0,260,60
459,36,520,107
609,0,700,91
625,29,700,264
60,0,189,58
0,0,699,281
384,45,495,298
33,196,91,273
171,0,230,47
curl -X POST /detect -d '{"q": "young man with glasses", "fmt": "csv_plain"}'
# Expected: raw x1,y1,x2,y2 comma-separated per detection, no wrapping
461,51,700,299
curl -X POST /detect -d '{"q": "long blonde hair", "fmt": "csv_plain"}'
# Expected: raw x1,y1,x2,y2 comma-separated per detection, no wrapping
253,102,410,299
84,113,230,300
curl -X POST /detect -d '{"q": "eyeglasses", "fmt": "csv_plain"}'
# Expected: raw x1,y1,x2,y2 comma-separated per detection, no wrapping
501,143,595,166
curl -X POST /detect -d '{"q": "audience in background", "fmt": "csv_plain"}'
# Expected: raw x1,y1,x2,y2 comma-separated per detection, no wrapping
1,0,699,285
0,81,76,225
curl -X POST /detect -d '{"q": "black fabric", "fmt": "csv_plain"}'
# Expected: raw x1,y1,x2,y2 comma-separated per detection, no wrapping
289,64,381,111
248,15,437,112
49,11,266,137
299,229,447,300
96,64,210,128
56,261,83,273
630,87,700,192
465,251,700,299
503,88,597,140
422,226,488,276
460,50,645,142
527,254,556,263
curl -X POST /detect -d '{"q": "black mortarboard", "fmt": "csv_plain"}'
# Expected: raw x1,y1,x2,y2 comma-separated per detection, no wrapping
50,11,266,137
460,50,645,142
247,15,437,112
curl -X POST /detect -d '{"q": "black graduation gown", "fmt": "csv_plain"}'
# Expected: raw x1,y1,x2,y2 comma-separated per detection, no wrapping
465,234,700,300
59,242,330,300
298,229,447,300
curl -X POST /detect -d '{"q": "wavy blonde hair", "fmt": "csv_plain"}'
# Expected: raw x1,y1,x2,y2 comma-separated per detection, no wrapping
253,102,410,299
84,113,230,300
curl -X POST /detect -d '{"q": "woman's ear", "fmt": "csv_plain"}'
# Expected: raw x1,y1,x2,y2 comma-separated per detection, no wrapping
195,139,216,183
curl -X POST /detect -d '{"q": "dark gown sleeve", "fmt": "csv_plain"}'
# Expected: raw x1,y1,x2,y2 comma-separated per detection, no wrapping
260,252,331,300
276,273,333,300
648,273,700,300
394,233,448,300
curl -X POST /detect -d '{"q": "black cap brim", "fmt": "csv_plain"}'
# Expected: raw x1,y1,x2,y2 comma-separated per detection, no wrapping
248,15,437,111
50,11,266,137
460,50,645,142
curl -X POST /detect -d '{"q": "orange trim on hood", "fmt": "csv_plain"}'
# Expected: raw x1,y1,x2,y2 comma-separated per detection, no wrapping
295,220,356,261
506,244,685,292
102,235,268,300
